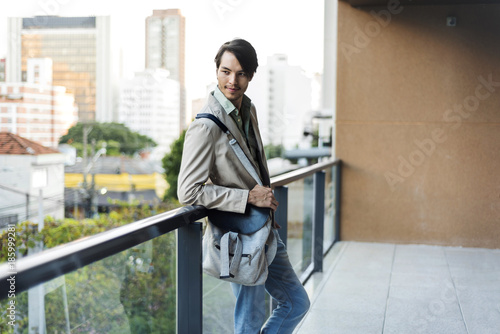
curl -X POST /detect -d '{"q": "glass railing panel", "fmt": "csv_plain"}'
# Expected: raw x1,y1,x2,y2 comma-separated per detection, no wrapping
286,175,314,277
201,214,235,333
203,274,235,332
202,230,272,333
323,166,336,252
1,231,177,334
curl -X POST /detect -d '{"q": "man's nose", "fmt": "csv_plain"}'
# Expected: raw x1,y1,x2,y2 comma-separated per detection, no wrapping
228,73,236,84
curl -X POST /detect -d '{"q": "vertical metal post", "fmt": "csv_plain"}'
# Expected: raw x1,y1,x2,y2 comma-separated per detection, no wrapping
28,190,46,333
73,190,78,219
177,222,202,334
38,188,43,232
273,186,288,247
334,162,342,243
26,193,30,221
272,186,288,312
312,171,325,273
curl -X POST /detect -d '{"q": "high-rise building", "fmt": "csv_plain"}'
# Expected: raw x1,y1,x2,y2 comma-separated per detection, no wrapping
246,54,313,149
7,16,114,122
117,69,180,161
0,58,78,148
145,9,186,132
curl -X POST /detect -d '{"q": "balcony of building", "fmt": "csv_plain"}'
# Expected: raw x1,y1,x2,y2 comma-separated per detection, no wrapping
1,157,499,333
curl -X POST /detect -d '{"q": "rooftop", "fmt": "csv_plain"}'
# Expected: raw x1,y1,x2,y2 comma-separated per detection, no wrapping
64,156,164,175
0,132,59,155
22,16,96,29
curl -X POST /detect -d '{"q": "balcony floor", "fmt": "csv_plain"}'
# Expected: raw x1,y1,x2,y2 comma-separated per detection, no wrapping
296,241,500,334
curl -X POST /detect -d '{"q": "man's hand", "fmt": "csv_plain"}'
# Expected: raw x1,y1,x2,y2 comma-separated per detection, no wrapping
248,185,279,211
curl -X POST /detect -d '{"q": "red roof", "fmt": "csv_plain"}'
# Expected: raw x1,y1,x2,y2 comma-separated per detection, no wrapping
0,132,59,155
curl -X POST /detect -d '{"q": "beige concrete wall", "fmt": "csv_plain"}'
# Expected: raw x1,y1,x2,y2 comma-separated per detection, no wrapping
336,1,500,248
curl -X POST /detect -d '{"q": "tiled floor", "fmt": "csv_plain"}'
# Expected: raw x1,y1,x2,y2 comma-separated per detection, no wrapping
296,241,500,334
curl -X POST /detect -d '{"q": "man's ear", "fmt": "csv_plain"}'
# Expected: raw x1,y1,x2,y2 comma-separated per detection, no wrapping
248,73,254,81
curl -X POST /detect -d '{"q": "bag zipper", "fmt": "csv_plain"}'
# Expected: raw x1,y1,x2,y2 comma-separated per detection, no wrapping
215,244,252,264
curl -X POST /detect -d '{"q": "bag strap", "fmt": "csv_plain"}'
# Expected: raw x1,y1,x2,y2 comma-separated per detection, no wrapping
196,113,263,187
219,232,242,279
196,113,229,133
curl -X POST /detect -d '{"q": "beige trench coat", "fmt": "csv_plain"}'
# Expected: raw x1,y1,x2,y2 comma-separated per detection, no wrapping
177,92,271,214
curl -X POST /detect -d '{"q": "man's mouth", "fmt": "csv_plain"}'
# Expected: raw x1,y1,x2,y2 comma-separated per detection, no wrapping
226,86,239,93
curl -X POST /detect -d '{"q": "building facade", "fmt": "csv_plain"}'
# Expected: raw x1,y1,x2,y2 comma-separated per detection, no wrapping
7,16,114,122
0,58,78,148
117,69,180,161
334,0,500,248
0,133,65,227
145,9,186,132
247,54,313,149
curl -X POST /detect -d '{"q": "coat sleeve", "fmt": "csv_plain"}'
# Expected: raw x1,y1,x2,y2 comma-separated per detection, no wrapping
177,120,249,213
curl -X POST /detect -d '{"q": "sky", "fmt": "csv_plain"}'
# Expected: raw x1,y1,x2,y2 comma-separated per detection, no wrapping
0,0,325,99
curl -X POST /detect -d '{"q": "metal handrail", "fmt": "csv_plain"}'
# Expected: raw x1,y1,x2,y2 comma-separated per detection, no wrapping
271,159,339,187
0,205,207,297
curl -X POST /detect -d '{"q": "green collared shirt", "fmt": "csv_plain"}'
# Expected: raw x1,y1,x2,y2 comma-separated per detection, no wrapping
213,86,259,163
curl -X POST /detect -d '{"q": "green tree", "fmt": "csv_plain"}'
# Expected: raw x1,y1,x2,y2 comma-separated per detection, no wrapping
59,122,156,156
162,130,186,201
264,143,284,159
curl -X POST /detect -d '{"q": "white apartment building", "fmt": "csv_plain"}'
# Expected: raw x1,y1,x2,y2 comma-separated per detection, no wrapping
118,69,181,161
0,58,78,148
0,133,65,227
247,54,313,150
7,16,115,122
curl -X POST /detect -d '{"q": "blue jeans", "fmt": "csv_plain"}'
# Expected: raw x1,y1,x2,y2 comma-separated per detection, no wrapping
231,231,310,333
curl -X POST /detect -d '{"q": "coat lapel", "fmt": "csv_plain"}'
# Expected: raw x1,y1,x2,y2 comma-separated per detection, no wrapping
207,95,263,182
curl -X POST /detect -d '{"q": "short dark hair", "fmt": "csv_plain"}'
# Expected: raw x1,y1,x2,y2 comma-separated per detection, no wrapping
214,39,258,76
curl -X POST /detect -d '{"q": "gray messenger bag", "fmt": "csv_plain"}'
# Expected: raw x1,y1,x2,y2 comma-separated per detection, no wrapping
196,113,277,286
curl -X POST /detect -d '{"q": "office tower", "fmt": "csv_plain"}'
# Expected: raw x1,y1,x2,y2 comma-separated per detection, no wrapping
7,16,113,122
145,9,186,132
246,54,313,149
0,58,78,148
118,69,180,161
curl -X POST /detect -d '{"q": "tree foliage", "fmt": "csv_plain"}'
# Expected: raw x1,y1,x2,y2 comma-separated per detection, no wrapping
264,143,284,159
162,130,186,201
59,122,156,156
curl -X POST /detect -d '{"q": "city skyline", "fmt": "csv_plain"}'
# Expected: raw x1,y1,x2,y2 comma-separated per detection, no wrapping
0,0,324,101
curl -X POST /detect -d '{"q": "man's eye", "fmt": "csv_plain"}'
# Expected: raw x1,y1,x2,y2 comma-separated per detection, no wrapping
239,72,246,76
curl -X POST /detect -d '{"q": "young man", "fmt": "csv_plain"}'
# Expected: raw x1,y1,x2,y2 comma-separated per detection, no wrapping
178,39,310,333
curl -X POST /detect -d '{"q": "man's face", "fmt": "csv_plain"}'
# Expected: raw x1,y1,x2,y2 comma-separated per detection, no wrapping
216,51,252,108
